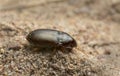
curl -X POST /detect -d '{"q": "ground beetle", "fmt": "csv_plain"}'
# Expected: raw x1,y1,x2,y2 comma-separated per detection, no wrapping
26,29,77,51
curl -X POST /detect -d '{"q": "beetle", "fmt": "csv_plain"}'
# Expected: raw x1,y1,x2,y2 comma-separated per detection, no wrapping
26,29,77,51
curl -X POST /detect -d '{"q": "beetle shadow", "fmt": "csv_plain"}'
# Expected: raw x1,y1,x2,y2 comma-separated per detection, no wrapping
25,45,52,55
24,45,72,56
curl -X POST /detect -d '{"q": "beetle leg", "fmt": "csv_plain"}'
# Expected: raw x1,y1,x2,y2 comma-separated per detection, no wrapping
59,46,72,53
61,47,65,52
28,45,39,52
66,47,72,51
50,47,57,57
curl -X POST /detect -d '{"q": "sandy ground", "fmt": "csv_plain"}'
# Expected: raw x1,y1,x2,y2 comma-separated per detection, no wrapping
0,0,120,76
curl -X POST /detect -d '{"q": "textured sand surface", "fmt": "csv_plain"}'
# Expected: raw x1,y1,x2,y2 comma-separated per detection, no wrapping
0,0,120,76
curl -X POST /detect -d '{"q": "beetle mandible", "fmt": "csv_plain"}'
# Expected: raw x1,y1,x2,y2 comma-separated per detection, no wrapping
26,29,77,51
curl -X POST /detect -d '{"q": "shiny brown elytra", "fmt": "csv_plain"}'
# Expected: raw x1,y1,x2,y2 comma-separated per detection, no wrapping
26,29,77,51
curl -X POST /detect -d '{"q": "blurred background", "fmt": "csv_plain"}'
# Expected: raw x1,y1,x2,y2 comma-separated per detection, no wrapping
0,0,120,23
0,0,120,76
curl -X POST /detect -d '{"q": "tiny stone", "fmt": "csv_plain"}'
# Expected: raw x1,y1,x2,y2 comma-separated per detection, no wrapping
0,49,5,54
